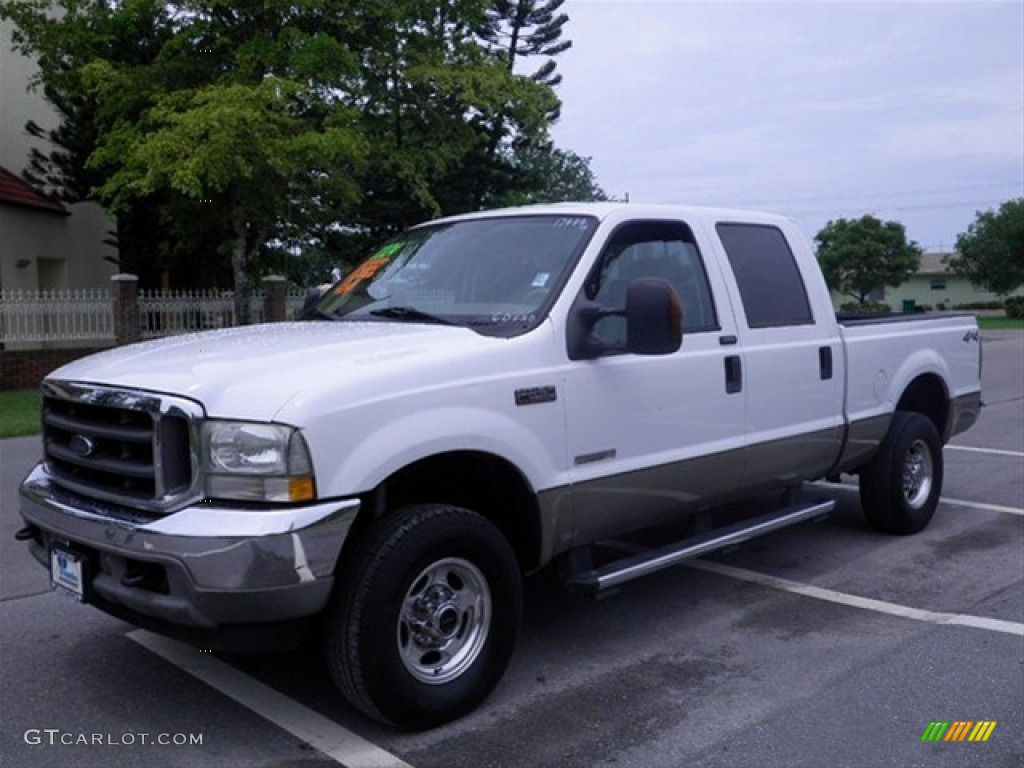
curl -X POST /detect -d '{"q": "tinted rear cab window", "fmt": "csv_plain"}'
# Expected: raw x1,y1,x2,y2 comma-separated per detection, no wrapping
716,223,813,328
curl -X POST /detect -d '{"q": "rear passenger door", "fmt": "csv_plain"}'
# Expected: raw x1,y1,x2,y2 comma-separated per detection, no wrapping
711,221,844,487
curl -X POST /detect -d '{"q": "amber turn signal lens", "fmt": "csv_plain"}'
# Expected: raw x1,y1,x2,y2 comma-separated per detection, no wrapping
288,476,316,502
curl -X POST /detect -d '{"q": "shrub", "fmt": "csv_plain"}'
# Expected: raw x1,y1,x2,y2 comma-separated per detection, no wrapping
1005,296,1024,319
953,301,1005,311
839,301,892,315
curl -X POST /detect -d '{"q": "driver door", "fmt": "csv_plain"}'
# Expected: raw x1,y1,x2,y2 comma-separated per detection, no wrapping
564,219,748,543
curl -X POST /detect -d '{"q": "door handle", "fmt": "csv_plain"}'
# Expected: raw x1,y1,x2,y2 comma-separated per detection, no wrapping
819,346,833,380
724,355,742,394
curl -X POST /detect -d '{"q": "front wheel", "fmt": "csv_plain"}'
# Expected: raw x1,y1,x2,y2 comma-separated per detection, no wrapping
323,504,522,729
859,411,944,534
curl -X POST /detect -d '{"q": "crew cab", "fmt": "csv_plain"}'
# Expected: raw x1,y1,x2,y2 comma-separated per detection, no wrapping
17,203,982,729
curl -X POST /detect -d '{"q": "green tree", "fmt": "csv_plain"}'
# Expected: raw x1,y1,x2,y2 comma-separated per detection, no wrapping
1,0,178,284
494,144,606,205
90,77,364,323
85,3,366,322
815,215,922,305
950,199,1024,295
2,0,584,307
346,1,559,232
478,0,571,95
470,0,571,207
3,1,368,320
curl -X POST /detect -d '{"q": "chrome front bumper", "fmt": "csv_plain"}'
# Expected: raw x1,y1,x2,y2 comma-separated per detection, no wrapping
19,464,358,629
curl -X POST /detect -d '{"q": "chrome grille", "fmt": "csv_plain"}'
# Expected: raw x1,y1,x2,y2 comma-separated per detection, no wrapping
41,381,203,513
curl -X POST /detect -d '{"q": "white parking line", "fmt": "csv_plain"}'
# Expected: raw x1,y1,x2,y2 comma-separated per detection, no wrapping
942,497,1024,517
128,630,412,768
688,560,1024,637
814,481,1024,517
947,444,1024,458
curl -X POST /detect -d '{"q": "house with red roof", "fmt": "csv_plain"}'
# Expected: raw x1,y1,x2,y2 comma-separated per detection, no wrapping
1,15,117,294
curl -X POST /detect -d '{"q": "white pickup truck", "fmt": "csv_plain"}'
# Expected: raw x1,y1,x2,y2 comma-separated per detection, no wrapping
18,203,981,728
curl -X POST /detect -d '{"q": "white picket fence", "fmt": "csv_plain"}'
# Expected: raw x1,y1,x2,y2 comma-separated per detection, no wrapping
139,288,251,339
0,287,308,345
0,288,113,344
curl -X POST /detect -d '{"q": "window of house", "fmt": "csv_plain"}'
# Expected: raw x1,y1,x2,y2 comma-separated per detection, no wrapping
930,279,946,291
716,223,813,328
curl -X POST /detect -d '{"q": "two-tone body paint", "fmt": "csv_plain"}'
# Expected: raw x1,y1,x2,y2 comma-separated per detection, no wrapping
27,203,983,601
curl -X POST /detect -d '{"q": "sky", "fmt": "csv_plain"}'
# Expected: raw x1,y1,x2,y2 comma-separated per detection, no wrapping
547,0,1024,252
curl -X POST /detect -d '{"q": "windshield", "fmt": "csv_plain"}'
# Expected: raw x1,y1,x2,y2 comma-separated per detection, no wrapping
313,214,598,336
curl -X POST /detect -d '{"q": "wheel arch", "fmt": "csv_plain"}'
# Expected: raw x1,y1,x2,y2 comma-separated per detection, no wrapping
895,373,950,441
349,450,544,573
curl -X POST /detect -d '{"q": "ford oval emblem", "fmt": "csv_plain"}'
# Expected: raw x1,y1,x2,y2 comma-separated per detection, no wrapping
69,434,96,458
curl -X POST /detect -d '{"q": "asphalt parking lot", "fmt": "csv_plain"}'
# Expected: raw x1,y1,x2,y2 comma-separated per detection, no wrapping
1,331,1021,768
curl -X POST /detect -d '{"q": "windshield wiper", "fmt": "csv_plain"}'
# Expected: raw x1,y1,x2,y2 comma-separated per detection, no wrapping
367,306,456,326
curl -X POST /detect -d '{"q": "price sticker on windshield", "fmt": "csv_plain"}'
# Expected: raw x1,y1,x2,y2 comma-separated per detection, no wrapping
334,243,405,295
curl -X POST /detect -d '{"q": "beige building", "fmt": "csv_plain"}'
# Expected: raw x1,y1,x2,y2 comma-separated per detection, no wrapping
0,14,117,292
831,251,1024,312
883,252,1014,312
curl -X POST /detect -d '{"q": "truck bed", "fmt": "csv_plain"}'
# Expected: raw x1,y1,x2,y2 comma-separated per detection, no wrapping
836,311,977,327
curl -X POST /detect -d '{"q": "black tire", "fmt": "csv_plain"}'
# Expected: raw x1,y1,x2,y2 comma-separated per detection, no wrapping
323,504,522,730
859,411,944,534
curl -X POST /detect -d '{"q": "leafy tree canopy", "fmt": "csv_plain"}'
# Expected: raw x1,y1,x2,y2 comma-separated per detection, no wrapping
814,215,922,305
1,0,602,311
494,144,606,207
950,199,1024,296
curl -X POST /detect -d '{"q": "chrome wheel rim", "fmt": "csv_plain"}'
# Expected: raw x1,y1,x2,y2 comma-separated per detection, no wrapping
902,439,934,509
397,558,491,685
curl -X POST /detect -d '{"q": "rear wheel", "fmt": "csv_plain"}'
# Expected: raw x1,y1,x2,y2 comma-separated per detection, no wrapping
323,504,522,729
859,411,943,534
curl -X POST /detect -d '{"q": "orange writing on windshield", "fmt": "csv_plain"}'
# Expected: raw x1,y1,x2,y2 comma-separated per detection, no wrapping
335,257,389,295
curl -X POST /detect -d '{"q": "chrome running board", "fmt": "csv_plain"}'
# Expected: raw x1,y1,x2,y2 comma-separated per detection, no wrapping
565,499,835,594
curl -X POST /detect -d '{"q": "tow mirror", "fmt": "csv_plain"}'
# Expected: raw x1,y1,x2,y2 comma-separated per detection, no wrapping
625,278,683,355
567,277,683,360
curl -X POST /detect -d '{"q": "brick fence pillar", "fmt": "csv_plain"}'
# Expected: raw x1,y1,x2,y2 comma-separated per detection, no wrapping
262,275,287,323
112,273,140,345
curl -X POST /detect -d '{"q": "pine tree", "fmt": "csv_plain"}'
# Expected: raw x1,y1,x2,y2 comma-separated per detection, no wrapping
479,0,572,87
467,1,572,207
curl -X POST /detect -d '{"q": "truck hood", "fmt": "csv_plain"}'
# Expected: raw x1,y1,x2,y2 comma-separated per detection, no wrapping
47,321,496,422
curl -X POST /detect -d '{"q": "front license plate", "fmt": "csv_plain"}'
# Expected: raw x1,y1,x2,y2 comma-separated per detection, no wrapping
50,547,86,602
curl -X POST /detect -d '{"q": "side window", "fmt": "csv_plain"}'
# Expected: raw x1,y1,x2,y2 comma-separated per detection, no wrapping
586,220,718,345
716,223,813,328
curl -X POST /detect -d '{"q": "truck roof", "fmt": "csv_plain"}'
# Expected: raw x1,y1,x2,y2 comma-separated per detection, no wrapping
425,201,797,229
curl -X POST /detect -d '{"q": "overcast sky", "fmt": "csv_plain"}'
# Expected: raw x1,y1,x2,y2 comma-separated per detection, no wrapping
547,0,1023,252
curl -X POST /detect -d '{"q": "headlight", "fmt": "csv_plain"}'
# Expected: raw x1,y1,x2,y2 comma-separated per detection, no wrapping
201,421,316,503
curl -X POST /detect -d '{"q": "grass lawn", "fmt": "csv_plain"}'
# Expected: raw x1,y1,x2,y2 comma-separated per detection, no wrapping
977,316,1024,330
0,389,41,438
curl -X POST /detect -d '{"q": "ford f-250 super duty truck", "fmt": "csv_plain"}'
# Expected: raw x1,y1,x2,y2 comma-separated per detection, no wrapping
17,203,981,729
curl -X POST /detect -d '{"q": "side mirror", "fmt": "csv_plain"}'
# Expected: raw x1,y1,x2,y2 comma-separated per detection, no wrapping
565,299,612,360
625,278,683,355
567,277,683,360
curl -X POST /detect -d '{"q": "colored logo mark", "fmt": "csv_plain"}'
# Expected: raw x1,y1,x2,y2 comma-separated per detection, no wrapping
921,721,997,742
